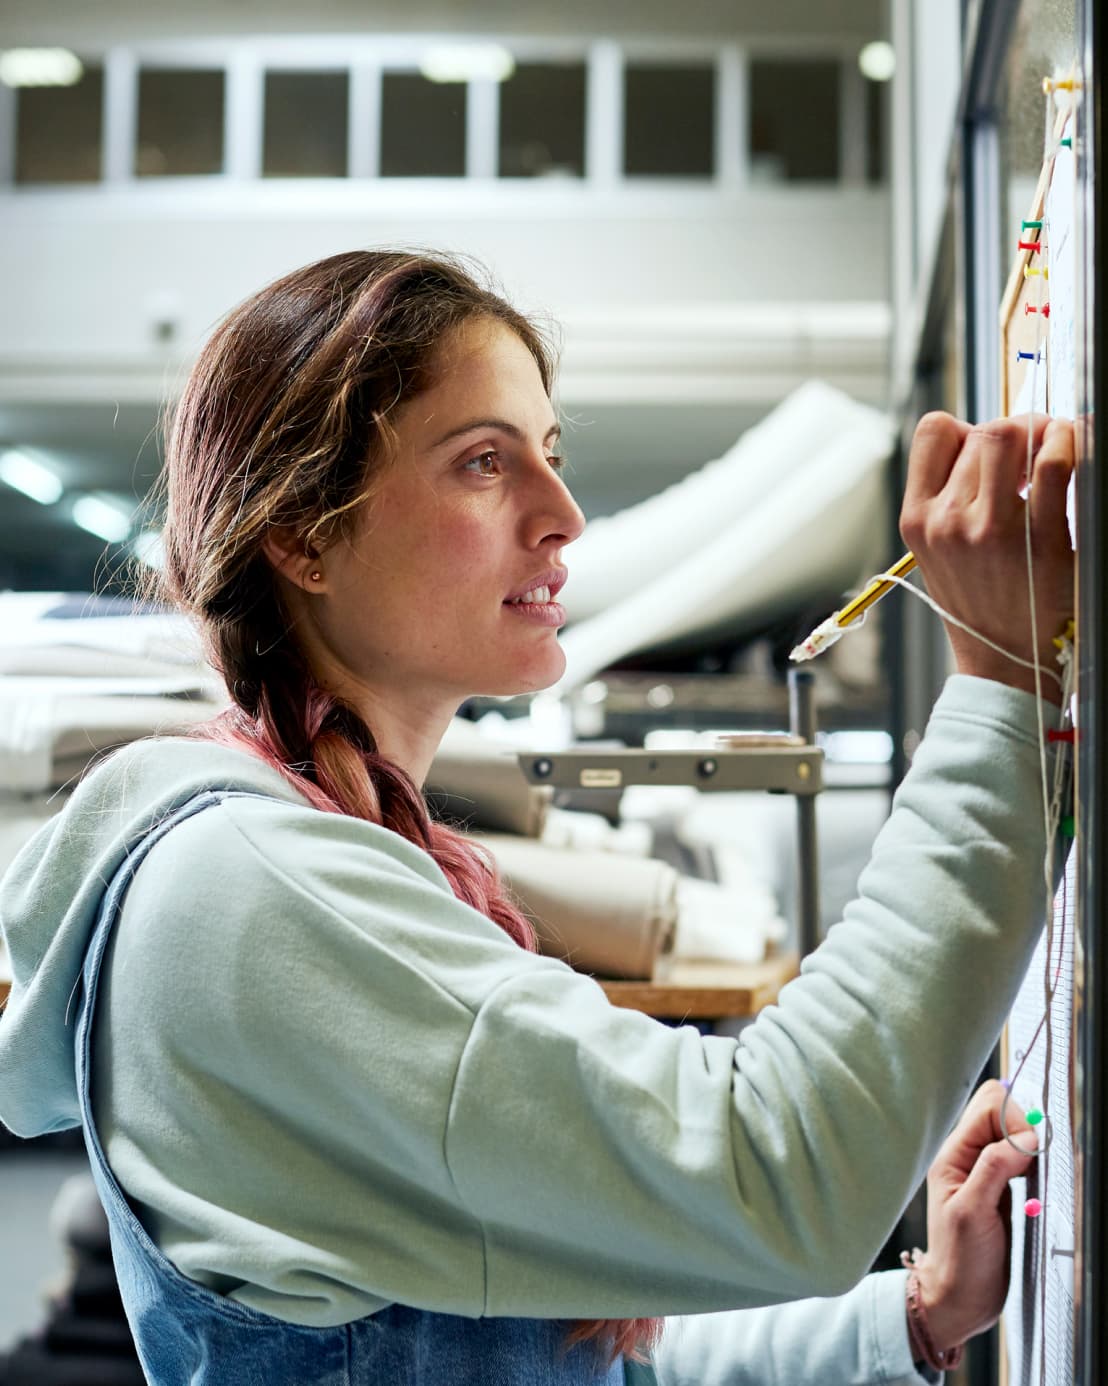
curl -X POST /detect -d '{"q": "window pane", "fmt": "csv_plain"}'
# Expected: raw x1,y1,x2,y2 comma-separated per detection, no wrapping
380,73,466,177
624,64,714,178
499,62,585,178
749,59,840,183
137,68,224,177
865,78,886,183
15,64,103,183
263,71,348,177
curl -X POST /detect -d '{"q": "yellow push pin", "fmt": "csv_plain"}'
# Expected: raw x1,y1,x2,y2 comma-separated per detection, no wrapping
1024,266,1049,279
1042,77,1079,94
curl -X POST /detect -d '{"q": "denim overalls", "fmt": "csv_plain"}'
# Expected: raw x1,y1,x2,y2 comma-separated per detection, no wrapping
74,791,628,1385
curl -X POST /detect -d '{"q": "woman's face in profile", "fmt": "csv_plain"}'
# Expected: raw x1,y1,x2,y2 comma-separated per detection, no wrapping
310,317,586,714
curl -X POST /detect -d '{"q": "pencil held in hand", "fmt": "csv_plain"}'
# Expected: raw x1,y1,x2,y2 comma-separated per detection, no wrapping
790,553,918,663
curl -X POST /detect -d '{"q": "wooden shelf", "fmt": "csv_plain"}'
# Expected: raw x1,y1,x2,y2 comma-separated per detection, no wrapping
598,952,799,1019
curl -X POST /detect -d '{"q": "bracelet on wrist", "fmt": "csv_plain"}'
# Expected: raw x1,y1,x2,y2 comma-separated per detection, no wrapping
900,1248,965,1374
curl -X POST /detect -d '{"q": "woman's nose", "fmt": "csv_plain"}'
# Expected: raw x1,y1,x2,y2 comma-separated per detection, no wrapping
525,459,586,547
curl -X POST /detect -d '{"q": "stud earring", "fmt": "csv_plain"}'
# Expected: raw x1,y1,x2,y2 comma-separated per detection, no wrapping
309,570,323,583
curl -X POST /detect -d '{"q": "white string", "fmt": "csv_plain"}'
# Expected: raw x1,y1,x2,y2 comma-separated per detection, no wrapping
850,571,1065,690
1000,90,1079,1378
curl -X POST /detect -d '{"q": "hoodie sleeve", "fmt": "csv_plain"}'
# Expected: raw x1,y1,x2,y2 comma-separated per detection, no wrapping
81,674,1055,1327
630,1272,940,1386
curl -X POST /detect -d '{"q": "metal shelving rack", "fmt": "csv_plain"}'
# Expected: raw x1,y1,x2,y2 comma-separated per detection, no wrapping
517,668,824,1019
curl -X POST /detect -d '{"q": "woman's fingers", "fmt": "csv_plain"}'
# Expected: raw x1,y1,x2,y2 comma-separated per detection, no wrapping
898,411,1075,697
901,412,973,516
1029,418,1076,538
930,1079,1032,1189
970,415,1052,517
959,1133,1037,1211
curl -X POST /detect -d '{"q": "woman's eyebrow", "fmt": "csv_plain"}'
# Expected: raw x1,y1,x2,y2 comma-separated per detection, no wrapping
431,418,562,449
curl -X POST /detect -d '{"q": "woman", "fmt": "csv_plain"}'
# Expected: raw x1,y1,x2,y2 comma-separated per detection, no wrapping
0,250,1074,1384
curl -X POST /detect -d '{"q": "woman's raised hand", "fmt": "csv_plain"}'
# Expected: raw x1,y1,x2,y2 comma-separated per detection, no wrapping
912,1079,1036,1354
899,413,1075,702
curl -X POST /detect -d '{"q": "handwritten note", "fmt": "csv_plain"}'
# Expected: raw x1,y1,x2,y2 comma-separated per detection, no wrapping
1005,850,1077,1386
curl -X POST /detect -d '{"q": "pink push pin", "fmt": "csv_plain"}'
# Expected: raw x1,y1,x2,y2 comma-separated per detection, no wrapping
1025,1198,1043,1218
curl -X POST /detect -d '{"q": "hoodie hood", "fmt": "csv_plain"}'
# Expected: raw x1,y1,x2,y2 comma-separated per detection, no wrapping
0,737,305,1138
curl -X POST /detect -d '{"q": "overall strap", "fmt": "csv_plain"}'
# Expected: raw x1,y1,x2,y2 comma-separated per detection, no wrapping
72,789,284,1266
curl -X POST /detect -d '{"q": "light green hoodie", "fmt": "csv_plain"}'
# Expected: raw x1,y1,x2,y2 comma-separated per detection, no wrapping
0,676,1058,1383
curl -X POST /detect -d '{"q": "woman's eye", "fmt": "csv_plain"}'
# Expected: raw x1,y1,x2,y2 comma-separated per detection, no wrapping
548,454,567,473
464,451,500,477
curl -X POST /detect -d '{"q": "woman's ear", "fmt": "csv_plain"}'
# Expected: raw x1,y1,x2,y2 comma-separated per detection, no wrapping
262,527,326,592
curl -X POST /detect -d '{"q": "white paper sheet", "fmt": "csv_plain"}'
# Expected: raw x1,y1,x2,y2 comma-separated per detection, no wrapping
1045,119,1077,421
1003,106,1081,1385
1005,851,1077,1386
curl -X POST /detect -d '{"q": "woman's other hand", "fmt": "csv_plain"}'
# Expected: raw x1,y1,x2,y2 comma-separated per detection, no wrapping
913,1079,1036,1352
899,413,1075,702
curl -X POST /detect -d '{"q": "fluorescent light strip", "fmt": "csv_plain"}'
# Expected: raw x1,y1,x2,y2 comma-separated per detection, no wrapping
420,44,515,83
131,529,166,570
0,48,84,88
72,495,133,543
0,448,64,505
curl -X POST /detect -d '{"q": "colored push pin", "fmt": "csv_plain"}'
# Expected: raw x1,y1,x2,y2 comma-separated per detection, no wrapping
1024,266,1049,279
1060,137,1073,149
1018,239,1043,252
1054,618,1076,649
1061,815,1075,839
1000,1077,1013,1091
1024,302,1051,316
1025,1198,1043,1219
1047,728,1076,744
1016,350,1043,363
1042,77,1079,93
1027,1107,1045,1126
1022,219,1043,231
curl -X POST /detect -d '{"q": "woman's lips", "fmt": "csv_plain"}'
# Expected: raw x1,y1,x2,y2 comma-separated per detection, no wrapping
502,598,566,626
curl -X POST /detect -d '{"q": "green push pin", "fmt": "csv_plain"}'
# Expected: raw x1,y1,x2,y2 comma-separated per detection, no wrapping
1060,137,1073,149
1027,1107,1045,1127
1021,219,1043,232
1061,815,1075,839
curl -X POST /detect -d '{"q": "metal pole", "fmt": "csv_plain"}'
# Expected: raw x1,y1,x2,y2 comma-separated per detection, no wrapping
788,668,820,958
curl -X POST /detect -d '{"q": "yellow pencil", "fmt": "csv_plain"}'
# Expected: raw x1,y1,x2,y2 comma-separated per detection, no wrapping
790,552,918,663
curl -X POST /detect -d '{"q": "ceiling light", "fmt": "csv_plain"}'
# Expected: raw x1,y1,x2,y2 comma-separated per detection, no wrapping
72,495,133,544
0,48,84,88
858,41,896,83
0,447,63,505
131,529,166,570
420,45,515,84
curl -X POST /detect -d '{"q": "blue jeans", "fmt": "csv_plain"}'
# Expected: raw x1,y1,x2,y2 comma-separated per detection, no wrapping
75,791,627,1385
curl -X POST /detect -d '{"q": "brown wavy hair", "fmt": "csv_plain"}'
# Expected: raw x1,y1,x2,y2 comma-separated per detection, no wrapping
150,248,662,1369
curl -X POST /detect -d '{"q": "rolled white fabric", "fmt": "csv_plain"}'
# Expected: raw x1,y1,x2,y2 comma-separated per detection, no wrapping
560,381,889,624
0,687,219,796
555,408,893,692
670,877,786,965
474,832,678,980
426,717,551,838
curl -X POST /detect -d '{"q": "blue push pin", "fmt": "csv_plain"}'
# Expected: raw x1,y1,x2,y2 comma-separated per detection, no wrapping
1016,350,1043,363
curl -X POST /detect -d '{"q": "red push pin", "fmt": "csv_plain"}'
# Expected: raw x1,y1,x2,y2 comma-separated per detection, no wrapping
1048,728,1075,743
1025,1198,1043,1219
1019,239,1043,252
1024,302,1051,317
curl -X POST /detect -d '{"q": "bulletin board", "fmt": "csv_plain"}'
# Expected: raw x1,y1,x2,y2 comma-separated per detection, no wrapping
998,62,1090,1386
